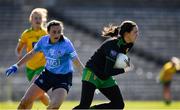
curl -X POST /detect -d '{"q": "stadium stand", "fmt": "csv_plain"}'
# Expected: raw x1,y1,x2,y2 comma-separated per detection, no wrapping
0,0,180,101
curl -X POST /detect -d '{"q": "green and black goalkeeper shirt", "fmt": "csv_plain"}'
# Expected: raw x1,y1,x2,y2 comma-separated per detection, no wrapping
86,37,133,80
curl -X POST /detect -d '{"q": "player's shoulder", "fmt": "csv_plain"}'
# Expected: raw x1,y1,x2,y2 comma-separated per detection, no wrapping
22,28,33,34
63,36,72,43
164,62,173,69
20,28,33,38
37,35,49,43
102,37,118,45
40,27,48,33
41,35,49,40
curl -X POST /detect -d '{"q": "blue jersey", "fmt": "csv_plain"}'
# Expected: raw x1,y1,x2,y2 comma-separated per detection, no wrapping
34,35,77,74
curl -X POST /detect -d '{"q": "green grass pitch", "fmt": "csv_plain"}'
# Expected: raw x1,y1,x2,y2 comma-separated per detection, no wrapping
0,100,180,110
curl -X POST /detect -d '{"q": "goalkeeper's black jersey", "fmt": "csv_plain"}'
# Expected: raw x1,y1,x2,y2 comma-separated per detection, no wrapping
86,37,133,80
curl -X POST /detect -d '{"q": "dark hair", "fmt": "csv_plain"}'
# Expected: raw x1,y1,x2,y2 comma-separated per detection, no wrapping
119,20,137,37
101,24,119,37
102,20,137,38
47,20,64,34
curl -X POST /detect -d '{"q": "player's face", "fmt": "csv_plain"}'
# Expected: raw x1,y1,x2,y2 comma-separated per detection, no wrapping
31,13,42,28
49,25,62,43
127,26,139,43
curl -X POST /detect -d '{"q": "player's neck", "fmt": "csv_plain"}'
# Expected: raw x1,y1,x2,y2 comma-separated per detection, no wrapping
32,26,41,31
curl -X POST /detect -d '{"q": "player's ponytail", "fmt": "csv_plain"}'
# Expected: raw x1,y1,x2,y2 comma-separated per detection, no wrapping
101,24,120,38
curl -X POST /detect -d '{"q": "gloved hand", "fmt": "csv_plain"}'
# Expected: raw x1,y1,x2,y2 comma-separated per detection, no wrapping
5,64,18,77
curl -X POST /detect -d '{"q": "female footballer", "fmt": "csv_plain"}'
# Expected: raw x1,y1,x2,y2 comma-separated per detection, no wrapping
74,20,139,109
15,8,50,106
6,20,84,110
157,57,180,105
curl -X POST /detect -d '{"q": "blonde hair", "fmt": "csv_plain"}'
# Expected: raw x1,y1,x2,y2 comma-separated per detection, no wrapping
171,57,180,70
102,24,119,37
29,8,48,27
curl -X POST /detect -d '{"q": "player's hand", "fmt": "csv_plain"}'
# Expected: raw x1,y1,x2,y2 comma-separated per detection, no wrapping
124,57,130,67
124,60,134,72
5,64,18,77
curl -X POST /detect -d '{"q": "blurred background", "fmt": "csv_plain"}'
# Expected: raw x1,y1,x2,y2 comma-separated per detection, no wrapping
0,0,180,103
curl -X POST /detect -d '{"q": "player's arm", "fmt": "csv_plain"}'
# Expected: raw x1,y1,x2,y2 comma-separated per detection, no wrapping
16,31,28,60
16,49,36,67
104,56,125,76
73,56,84,75
6,36,43,77
15,42,26,60
5,49,37,77
68,40,84,75
102,42,125,76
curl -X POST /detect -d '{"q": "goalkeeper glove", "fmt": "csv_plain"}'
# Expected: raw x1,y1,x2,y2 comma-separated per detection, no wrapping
5,64,18,77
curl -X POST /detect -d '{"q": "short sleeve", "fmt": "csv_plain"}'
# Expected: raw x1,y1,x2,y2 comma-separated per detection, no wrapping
19,30,28,44
34,37,43,52
67,40,77,59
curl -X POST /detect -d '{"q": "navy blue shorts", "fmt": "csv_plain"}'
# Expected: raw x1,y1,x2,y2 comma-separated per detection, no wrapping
34,68,72,93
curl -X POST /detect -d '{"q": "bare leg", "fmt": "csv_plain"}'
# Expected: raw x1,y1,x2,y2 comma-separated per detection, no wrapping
18,83,45,110
47,88,67,110
163,85,171,105
31,75,50,106
39,93,50,106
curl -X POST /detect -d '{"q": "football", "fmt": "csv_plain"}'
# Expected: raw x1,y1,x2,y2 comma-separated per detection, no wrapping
114,53,129,69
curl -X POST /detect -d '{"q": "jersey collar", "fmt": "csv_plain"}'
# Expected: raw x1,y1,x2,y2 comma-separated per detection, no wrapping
117,37,134,48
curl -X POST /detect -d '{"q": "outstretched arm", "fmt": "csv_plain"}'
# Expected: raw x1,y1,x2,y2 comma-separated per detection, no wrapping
5,49,37,76
16,49,36,67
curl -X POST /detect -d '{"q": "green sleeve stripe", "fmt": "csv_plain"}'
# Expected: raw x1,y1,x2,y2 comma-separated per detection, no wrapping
84,70,92,81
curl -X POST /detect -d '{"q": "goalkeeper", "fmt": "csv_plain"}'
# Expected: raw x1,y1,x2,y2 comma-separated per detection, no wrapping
74,20,139,109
